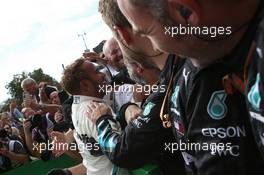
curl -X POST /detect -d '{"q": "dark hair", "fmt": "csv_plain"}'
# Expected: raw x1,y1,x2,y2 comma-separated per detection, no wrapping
61,58,86,95
44,86,57,99
0,129,8,139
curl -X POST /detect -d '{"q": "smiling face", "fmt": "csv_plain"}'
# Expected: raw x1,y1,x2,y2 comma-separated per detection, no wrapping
104,39,124,71
82,61,106,87
80,61,106,96
49,91,60,105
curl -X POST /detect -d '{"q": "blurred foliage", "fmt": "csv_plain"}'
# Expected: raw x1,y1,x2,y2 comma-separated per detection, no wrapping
0,98,12,113
1,68,60,111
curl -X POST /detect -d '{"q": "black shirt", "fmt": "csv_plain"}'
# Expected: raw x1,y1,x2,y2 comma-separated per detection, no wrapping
163,5,264,174
246,3,264,159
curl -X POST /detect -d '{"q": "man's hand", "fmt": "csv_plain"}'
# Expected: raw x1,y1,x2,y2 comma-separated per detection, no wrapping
125,105,143,124
38,82,47,89
24,98,39,109
83,52,99,58
87,102,112,124
83,52,107,65
54,111,64,123
50,131,68,157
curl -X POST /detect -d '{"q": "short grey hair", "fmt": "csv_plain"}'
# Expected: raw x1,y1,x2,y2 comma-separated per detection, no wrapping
21,77,36,88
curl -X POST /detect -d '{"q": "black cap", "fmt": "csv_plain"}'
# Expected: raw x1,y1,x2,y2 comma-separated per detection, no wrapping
44,86,58,99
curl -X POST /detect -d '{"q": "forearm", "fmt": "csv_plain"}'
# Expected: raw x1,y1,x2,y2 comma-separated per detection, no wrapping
5,151,29,164
68,163,86,175
65,150,82,161
65,129,75,144
96,115,122,161
97,100,166,169
42,104,61,114
24,131,41,158
34,103,61,114
24,131,33,152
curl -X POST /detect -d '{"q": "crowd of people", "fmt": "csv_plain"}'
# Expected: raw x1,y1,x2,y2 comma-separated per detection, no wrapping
1,0,264,175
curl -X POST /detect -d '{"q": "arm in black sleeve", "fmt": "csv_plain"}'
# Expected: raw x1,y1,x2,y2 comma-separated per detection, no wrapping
96,95,168,169
116,102,138,130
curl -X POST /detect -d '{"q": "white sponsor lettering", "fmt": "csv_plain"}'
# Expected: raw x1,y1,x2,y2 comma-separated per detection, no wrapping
211,145,240,157
257,47,263,58
202,126,246,138
183,68,191,87
181,152,195,165
261,133,264,145
171,107,180,116
250,111,264,124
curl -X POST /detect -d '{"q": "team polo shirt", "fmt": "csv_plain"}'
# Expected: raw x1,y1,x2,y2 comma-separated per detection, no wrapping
165,5,264,174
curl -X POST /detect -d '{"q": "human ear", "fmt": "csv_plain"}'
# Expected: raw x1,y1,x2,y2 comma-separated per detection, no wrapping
168,0,202,26
114,26,132,45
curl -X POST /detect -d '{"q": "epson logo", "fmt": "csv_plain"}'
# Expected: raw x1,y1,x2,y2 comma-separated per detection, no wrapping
202,126,246,139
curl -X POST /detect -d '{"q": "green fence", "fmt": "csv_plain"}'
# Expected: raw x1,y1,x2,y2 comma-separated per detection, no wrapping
2,155,161,175
2,155,79,175
131,164,161,175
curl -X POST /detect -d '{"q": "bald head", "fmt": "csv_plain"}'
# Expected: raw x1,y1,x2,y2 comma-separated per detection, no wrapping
103,37,124,71
103,38,119,55
21,77,37,95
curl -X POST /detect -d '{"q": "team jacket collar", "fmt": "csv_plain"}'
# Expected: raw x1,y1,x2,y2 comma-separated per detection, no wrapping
73,95,105,104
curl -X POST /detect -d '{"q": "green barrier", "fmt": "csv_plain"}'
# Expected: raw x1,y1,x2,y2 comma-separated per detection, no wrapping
2,155,80,175
131,164,161,175
2,156,160,175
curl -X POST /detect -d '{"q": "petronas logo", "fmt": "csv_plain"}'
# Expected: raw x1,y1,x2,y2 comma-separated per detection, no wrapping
207,90,228,120
171,86,180,107
143,102,155,116
248,73,261,111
